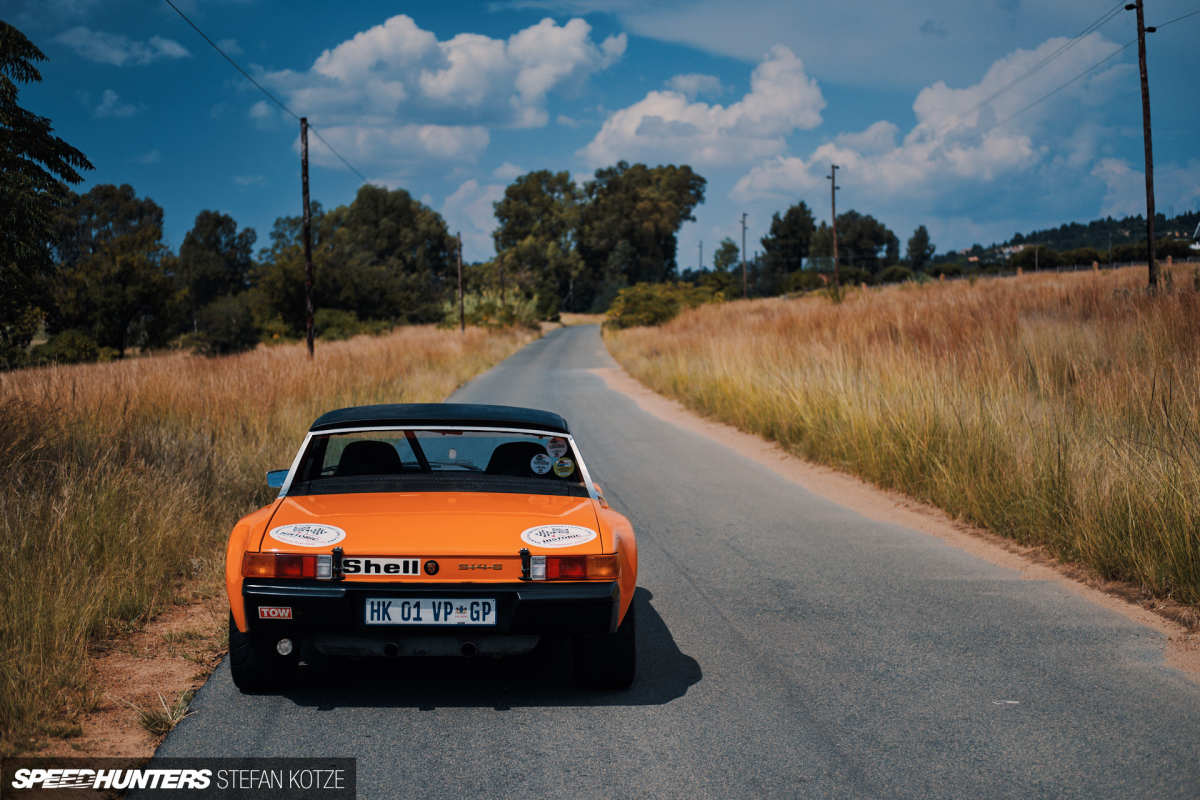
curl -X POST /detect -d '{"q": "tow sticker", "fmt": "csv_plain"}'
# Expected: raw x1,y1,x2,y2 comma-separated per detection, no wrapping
547,437,569,458
553,457,575,478
520,524,598,548
530,453,552,474
268,523,346,547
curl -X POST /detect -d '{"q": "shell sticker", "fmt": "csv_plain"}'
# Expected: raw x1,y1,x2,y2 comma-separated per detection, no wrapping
269,523,346,548
546,437,569,459
530,453,553,475
552,457,575,478
520,524,598,549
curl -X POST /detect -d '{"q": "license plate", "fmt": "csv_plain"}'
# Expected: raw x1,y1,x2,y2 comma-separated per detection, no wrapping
364,598,497,626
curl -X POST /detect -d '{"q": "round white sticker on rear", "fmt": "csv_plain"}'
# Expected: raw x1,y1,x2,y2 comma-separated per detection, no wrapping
530,453,552,474
520,524,598,549
547,437,569,458
269,523,346,548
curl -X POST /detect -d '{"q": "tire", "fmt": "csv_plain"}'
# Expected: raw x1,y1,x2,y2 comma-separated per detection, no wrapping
573,602,637,689
228,613,296,693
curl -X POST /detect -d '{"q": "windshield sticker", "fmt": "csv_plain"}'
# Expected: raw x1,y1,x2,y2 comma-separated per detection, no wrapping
547,438,569,458
530,453,553,475
520,524,598,549
269,523,346,548
553,457,575,478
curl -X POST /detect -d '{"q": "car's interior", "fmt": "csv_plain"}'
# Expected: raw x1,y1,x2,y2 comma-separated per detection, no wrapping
297,429,582,486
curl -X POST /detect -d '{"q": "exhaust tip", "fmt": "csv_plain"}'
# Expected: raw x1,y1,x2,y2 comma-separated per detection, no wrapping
383,642,399,658
460,642,478,658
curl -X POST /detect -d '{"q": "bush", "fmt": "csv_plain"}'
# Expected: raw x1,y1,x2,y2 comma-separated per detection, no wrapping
835,266,872,286
441,289,541,330
193,295,260,356
929,263,964,278
877,265,915,284
313,308,362,341
604,282,719,329
31,329,100,365
785,270,827,293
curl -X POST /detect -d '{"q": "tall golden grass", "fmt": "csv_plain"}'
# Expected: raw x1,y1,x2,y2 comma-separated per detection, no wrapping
0,326,534,752
607,267,1200,609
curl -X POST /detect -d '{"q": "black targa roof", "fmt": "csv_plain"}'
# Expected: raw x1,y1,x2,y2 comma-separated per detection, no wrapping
308,403,571,434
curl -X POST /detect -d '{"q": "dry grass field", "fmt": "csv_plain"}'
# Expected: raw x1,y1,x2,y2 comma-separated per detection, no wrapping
0,326,535,753
607,267,1200,612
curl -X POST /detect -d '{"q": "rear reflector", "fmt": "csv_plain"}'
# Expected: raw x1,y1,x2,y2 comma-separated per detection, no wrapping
243,552,329,579
528,554,618,581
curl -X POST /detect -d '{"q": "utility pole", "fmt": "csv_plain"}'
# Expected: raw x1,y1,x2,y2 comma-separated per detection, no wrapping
827,164,840,288
1127,0,1158,288
300,117,314,358
456,232,464,332
699,240,703,271
740,213,748,298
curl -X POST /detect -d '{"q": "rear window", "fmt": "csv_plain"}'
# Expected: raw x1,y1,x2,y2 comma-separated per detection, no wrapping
287,429,586,497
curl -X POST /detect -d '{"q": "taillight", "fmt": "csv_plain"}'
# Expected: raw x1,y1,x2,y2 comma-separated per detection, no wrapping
528,554,618,581
243,553,332,580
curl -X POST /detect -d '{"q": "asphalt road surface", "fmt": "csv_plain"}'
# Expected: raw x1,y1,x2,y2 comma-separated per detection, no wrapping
158,325,1200,799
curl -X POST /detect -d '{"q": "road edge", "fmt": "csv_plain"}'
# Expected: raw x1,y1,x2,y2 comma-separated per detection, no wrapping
588,361,1200,680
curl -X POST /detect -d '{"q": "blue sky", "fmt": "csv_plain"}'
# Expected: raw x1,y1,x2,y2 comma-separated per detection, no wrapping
12,0,1200,265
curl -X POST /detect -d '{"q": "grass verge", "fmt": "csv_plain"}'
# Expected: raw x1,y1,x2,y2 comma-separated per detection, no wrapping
0,325,535,754
605,266,1200,610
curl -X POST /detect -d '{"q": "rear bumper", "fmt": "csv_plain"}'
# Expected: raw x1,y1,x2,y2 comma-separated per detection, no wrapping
242,580,620,644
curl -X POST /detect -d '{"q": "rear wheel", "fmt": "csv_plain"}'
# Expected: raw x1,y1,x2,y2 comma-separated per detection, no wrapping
228,613,296,693
573,603,637,689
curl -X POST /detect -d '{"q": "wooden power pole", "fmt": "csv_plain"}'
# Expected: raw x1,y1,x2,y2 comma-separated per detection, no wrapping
456,232,464,332
300,117,314,358
828,164,840,288
1128,0,1158,288
740,213,748,298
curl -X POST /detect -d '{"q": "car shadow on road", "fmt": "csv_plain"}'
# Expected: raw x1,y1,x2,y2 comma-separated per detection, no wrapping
283,587,700,710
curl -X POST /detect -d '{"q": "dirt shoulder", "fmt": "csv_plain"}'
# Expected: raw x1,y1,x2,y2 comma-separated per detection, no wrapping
590,364,1200,680
28,585,228,758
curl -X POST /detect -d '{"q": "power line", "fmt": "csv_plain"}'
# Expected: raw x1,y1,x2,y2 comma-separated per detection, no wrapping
161,0,369,184
995,38,1136,125
984,3,1198,131
1155,6,1200,28
960,1,1126,121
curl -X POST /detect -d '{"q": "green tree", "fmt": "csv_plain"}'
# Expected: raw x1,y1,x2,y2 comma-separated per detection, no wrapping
0,21,93,367
256,186,453,332
811,211,898,274
713,238,740,272
760,202,815,293
906,224,935,271
579,161,706,290
178,210,256,327
49,185,173,356
493,170,583,316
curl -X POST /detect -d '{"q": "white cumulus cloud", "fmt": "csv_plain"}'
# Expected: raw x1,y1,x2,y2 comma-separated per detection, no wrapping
664,73,724,98
581,45,824,168
734,33,1125,204
272,15,623,129
94,89,138,118
261,14,625,174
55,27,190,66
492,162,526,181
442,179,506,261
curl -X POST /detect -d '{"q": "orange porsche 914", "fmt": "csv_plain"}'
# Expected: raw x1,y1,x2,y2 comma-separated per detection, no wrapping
225,403,638,692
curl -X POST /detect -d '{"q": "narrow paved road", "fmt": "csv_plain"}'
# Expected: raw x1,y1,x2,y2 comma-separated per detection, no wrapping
159,325,1200,799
